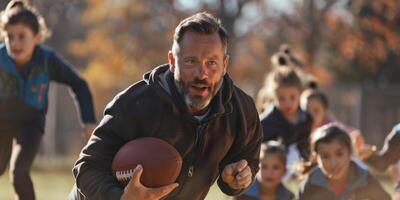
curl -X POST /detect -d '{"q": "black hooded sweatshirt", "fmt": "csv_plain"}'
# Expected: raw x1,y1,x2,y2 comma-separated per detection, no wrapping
70,64,263,200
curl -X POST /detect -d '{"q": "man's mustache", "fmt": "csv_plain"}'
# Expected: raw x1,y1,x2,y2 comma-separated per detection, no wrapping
191,79,209,86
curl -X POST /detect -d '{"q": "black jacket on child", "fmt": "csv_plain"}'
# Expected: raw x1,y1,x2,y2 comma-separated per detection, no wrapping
69,64,263,200
298,160,390,200
260,106,312,160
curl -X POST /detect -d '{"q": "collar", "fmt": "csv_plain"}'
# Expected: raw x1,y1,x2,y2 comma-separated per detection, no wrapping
308,160,369,192
244,180,293,200
158,65,232,121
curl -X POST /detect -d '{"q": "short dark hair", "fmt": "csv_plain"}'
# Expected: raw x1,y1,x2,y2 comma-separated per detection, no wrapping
267,67,303,93
172,12,228,55
303,81,329,109
312,124,352,154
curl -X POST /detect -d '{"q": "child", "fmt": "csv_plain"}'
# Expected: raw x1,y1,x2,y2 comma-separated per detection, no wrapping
0,1,96,199
260,67,312,166
299,124,390,200
233,140,295,200
300,81,376,160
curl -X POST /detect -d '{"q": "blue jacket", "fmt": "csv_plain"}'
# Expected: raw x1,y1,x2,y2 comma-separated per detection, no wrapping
298,160,390,200
0,44,95,130
233,179,295,200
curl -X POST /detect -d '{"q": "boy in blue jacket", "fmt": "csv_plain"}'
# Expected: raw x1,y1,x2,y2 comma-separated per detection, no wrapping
0,1,96,199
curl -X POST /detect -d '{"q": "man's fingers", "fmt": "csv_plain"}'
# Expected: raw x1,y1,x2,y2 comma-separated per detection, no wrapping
234,160,248,173
233,166,252,188
149,183,179,198
235,166,251,181
130,165,143,186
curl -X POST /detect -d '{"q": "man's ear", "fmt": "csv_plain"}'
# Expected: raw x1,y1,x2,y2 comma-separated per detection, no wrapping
223,55,229,75
168,51,175,72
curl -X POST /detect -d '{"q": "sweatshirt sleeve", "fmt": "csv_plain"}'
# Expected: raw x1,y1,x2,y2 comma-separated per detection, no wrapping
47,51,96,124
364,173,391,200
217,96,263,196
365,123,400,171
72,100,134,200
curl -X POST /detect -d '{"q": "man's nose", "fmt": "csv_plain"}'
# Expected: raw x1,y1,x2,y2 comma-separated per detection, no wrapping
195,64,208,79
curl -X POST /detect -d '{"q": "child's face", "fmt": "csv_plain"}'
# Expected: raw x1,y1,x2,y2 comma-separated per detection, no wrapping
275,86,300,118
2,23,40,66
258,154,286,188
305,98,327,128
316,140,351,181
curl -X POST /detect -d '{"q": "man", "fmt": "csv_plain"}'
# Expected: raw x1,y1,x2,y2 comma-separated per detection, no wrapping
69,12,263,200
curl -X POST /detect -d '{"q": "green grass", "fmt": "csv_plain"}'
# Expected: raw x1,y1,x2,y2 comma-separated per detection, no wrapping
0,165,229,200
0,166,394,200
0,168,74,200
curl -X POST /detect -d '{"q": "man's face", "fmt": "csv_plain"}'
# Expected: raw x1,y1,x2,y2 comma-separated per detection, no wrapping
169,31,228,115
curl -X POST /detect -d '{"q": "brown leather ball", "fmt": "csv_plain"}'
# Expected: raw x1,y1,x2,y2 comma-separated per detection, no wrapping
111,137,182,187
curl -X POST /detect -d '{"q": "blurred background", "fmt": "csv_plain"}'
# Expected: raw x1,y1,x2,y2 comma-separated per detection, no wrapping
0,0,399,199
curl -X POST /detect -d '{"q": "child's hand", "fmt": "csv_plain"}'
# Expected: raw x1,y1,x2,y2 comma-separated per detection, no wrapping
357,144,377,160
221,159,252,190
393,192,400,200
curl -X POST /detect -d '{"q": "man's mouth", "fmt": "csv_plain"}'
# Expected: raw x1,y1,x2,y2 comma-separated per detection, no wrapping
190,84,209,96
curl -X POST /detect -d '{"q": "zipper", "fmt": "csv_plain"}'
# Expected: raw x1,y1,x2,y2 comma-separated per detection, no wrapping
168,123,204,198
187,123,204,177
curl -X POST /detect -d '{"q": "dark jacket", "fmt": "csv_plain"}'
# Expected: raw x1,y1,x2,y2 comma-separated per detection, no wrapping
365,123,400,171
70,64,263,200
260,106,312,160
298,160,391,200
0,44,96,130
233,180,295,200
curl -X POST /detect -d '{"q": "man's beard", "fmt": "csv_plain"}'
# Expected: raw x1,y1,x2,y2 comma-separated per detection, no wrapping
175,77,223,113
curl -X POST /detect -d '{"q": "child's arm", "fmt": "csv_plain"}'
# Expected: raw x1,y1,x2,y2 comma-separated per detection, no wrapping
47,50,96,126
365,124,400,171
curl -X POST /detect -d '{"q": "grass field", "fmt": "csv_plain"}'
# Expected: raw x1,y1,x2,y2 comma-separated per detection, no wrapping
0,163,394,200
0,162,229,200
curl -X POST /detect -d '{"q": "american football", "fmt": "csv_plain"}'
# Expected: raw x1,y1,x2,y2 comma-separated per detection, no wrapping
111,137,182,187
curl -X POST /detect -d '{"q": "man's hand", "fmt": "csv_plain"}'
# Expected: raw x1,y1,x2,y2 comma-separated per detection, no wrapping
394,192,400,200
82,123,97,140
221,160,252,190
120,165,179,200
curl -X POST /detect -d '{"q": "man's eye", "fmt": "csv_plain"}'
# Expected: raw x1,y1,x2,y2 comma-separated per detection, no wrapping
207,60,217,65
